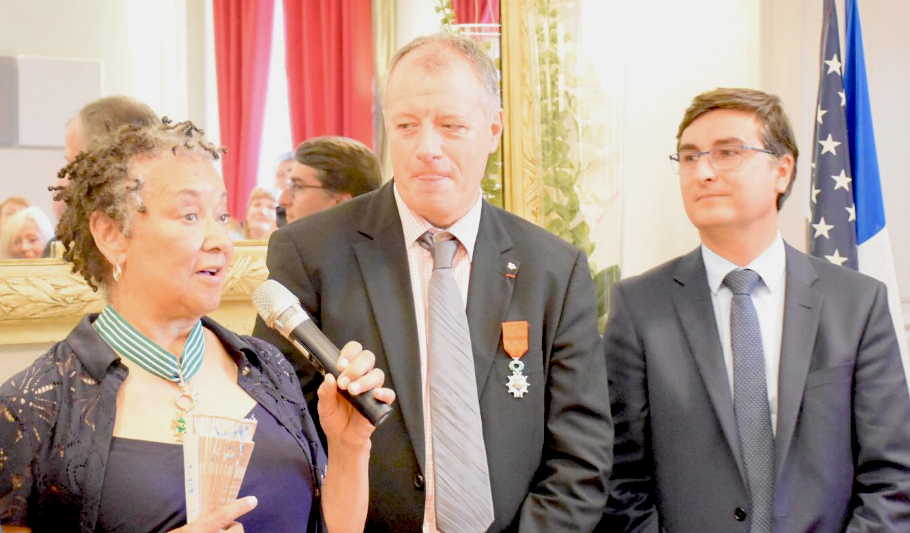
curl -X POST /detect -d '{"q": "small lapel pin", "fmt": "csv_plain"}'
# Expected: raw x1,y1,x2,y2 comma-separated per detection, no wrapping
505,261,519,279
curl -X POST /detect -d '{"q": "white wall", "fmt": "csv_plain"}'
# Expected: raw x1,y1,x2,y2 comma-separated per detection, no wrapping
0,149,69,220
395,0,442,48
759,0,813,254
613,0,762,277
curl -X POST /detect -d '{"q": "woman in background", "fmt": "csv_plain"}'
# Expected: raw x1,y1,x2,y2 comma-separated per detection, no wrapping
241,187,277,240
0,196,29,232
0,119,393,533
0,205,54,259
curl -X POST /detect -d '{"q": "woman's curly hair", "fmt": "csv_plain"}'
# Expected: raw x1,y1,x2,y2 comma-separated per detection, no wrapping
52,118,224,291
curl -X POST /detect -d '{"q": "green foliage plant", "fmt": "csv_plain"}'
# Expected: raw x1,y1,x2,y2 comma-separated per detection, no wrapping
534,0,618,329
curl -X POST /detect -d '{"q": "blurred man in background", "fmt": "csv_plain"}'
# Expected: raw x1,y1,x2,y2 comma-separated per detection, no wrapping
278,136,381,224
59,95,158,220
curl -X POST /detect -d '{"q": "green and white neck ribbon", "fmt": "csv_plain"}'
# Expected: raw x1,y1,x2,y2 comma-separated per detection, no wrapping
93,304,205,383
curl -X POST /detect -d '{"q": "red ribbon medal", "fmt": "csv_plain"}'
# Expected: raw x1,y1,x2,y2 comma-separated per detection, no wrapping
502,321,529,398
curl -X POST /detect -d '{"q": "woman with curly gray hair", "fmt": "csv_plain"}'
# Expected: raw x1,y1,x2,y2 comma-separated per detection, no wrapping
0,119,394,533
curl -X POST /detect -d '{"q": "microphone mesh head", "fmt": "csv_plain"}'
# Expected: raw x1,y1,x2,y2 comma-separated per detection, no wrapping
252,280,300,328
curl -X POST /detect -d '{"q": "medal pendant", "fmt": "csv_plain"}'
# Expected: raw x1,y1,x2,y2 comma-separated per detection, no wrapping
502,320,530,398
173,382,198,443
506,360,529,398
173,412,188,442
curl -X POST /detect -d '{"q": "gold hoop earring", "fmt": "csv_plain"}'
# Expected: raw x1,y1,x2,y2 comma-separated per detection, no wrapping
112,264,122,282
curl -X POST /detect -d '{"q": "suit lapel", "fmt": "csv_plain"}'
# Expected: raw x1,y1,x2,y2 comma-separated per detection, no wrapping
774,245,821,482
466,203,516,396
352,183,426,470
672,249,748,482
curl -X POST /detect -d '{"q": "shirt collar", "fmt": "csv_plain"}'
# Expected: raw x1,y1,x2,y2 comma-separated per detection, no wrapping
393,182,483,261
701,233,786,295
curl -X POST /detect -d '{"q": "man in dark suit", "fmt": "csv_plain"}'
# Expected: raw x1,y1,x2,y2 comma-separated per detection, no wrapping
253,33,613,532
598,88,910,533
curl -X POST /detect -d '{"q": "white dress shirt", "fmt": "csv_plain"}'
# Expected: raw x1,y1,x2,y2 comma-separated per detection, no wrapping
701,234,786,434
393,184,483,533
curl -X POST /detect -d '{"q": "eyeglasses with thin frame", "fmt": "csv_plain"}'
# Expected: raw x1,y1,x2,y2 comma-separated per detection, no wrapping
285,179,327,199
669,144,775,175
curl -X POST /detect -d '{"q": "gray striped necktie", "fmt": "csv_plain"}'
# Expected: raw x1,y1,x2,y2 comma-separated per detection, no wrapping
724,268,774,533
420,231,494,533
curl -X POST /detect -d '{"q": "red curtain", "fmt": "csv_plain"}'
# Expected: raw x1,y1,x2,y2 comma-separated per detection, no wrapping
453,0,499,24
284,0,374,148
213,0,275,219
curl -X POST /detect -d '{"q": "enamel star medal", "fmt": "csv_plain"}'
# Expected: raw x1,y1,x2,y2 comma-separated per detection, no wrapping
502,320,530,398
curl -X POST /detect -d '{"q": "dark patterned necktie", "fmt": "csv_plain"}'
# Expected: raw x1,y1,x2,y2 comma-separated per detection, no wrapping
420,231,494,533
724,268,774,533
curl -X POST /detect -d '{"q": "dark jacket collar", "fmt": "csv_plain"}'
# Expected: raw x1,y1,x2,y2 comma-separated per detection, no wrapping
356,180,402,240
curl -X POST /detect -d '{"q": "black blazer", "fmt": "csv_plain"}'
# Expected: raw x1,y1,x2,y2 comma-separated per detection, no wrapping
599,244,910,533
253,181,614,532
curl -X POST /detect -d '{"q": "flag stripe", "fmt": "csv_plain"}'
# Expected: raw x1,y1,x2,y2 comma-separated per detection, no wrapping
844,0,885,244
843,0,909,386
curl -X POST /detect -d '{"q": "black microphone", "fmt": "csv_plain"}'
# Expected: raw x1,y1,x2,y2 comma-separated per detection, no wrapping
252,279,392,427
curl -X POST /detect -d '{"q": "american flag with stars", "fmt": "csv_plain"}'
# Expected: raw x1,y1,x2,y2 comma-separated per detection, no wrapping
809,0,857,269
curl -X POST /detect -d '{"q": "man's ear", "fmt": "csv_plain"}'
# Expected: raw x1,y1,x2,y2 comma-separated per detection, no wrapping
775,153,796,194
331,191,353,206
489,109,504,154
89,211,127,268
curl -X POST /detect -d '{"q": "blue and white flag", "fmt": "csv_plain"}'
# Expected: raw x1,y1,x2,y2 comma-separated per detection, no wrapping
810,0,909,381
844,0,909,379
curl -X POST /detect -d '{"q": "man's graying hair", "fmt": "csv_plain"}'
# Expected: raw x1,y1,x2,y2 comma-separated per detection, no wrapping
76,95,158,145
384,32,501,114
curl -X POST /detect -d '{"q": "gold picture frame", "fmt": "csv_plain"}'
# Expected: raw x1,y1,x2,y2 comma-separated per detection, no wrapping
501,0,543,227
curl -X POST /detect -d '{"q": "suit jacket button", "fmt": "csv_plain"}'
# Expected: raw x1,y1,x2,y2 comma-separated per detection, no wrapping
734,507,747,521
414,473,425,489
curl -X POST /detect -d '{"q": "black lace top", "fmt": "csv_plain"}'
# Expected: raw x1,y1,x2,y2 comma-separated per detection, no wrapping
0,315,327,533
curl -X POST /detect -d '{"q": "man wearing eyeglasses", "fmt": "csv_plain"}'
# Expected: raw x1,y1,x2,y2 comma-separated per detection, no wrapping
278,136,382,224
598,88,910,533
